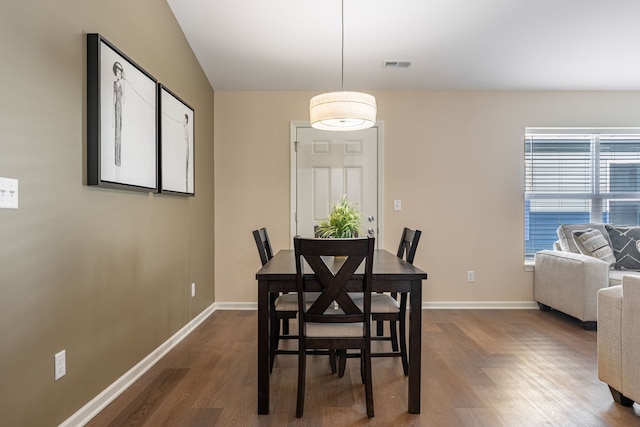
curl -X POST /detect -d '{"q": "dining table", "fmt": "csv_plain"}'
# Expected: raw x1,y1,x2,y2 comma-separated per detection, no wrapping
255,248,428,414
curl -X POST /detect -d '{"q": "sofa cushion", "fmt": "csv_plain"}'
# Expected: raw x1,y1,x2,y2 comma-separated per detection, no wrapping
605,225,640,271
557,223,611,253
608,269,640,286
572,229,616,266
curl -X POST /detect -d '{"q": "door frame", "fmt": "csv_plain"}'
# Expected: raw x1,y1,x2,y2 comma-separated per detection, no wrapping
289,121,385,248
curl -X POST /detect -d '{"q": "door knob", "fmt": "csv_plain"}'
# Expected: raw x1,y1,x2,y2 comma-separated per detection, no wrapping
368,216,375,222
368,228,375,235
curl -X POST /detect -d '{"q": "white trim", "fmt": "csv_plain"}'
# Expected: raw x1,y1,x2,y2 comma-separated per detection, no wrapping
422,301,539,310
59,303,217,427
290,121,385,247
214,301,257,310
290,121,301,244
375,122,385,247
211,301,539,311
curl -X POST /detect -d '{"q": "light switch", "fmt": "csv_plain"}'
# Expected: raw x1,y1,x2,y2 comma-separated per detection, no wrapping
393,200,401,211
0,177,18,209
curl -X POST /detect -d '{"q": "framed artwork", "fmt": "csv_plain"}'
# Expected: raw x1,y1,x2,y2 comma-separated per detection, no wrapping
87,33,158,192
159,84,195,196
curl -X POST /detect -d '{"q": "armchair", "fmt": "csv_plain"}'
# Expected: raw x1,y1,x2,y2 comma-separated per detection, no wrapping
597,275,640,407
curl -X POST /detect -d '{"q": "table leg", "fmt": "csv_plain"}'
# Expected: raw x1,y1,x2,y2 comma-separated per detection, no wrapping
258,280,270,414
408,279,422,414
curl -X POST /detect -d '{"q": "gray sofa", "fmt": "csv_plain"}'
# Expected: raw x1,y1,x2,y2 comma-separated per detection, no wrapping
534,223,640,329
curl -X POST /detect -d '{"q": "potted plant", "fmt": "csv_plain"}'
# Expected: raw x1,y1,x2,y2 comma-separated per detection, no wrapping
315,195,362,238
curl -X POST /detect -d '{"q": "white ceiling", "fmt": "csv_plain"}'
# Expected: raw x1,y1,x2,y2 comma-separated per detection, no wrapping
167,0,640,91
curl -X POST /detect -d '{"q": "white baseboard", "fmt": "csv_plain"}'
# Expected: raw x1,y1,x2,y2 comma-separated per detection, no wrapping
215,301,539,310
59,303,217,427
423,301,538,310
214,301,257,310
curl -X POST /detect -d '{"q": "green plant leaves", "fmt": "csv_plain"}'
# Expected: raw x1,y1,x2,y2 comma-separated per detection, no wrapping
315,195,362,238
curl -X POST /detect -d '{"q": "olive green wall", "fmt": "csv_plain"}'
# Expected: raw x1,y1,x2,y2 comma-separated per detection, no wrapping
0,1,214,425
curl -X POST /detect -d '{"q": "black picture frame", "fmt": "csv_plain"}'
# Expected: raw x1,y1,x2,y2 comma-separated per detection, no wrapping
158,84,195,196
87,33,158,192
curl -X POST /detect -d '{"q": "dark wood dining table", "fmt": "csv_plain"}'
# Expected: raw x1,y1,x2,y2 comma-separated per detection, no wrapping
255,248,428,414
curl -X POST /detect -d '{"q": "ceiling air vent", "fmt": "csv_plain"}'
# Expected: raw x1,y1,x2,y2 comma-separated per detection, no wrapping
383,60,412,69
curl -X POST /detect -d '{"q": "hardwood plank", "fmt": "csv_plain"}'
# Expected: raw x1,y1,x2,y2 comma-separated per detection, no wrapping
87,368,188,427
86,309,640,426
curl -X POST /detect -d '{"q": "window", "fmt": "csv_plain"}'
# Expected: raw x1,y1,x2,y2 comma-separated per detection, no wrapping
524,129,640,260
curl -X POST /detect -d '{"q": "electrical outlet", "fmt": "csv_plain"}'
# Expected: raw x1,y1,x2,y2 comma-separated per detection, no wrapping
191,282,196,297
54,350,66,381
467,271,475,282
0,177,18,209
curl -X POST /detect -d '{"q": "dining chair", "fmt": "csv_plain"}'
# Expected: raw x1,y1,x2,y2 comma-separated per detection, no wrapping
253,227,273,266
294,236,375,418
376,227,421,374
253,228,334,373
339,227,421,377
253,228,298,372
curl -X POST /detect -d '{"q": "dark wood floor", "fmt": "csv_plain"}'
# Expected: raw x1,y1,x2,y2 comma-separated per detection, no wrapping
86,309,640,426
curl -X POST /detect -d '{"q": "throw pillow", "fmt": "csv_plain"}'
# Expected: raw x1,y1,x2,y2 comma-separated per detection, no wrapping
572,229,616,266
556,223,611,253
605,225,640,271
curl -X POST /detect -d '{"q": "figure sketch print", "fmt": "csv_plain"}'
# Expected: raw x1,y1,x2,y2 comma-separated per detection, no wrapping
159,85,195,196
87,33,158,192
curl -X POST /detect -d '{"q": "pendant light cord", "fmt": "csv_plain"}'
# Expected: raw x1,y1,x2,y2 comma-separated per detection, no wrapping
341,0,344,92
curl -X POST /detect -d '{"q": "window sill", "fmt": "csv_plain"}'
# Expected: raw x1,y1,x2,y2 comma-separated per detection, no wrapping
524,261,534,272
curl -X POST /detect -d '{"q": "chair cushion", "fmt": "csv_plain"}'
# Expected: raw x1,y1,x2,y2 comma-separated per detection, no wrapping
278,292,399,314
305,322,364,337
350,293,401,313
605,225,640,271
274,292,321,311
572,228,616,266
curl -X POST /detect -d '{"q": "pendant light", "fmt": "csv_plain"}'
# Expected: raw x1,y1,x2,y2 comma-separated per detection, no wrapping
309,0,376,131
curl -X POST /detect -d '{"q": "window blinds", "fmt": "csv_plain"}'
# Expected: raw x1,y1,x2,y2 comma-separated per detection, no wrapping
524,131,640,260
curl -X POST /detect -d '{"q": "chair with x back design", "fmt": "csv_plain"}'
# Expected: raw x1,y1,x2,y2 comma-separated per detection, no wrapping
294,236,375,418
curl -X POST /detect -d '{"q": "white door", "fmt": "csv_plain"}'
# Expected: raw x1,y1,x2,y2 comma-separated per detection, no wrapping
293,125,381,244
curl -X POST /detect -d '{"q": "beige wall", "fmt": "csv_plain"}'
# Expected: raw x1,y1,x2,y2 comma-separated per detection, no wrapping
0,1,214,425
215,90,640,304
